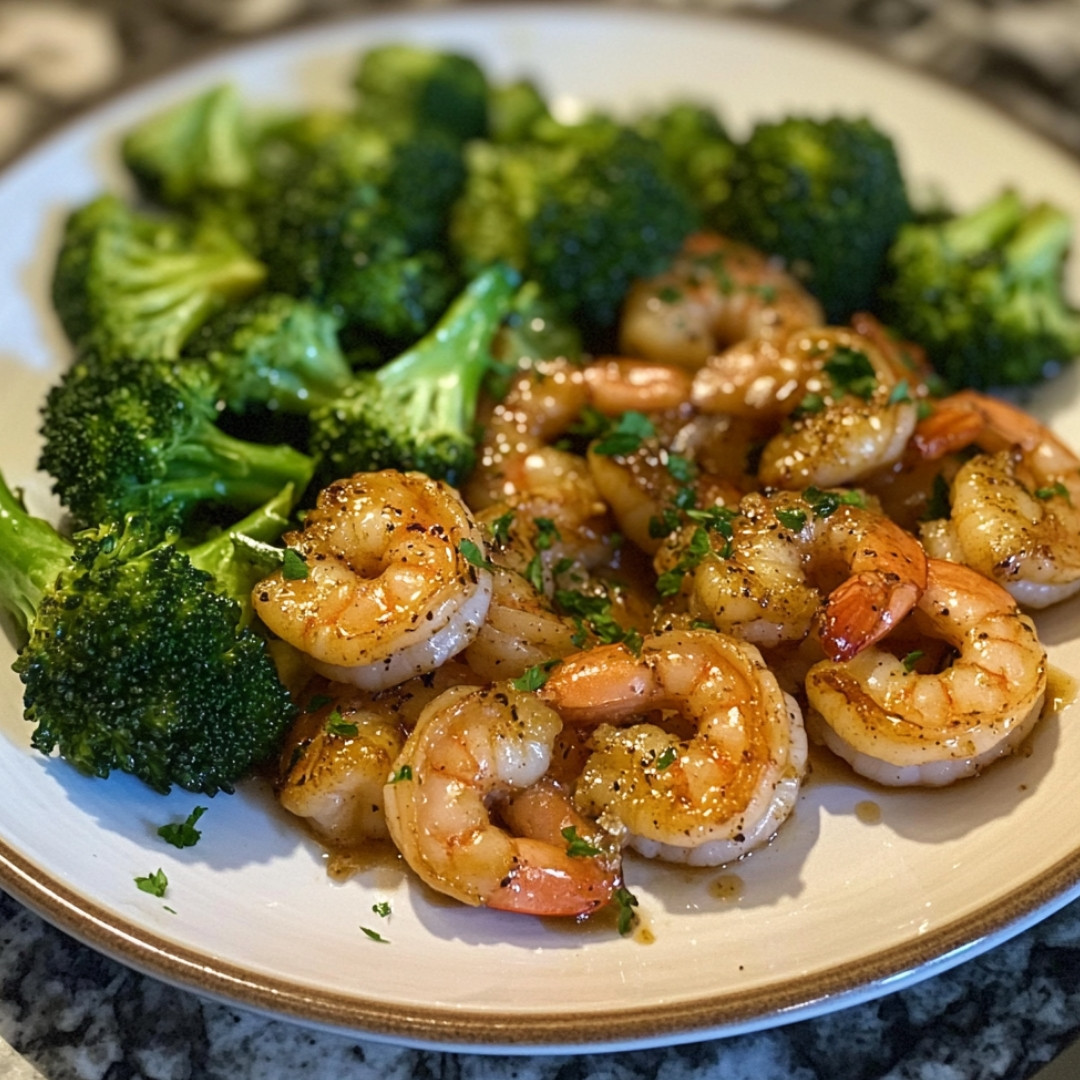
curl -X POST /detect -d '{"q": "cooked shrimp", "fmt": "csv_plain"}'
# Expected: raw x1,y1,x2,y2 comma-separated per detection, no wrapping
914,390,1080,608
539,630,807,866
753,326,921,489
383,682,621,916
252,471,493,690
657,489,928,661
581,356,695,416
587,411,746,557
618,232,824,368
805,558,1047,786
276,664,480,850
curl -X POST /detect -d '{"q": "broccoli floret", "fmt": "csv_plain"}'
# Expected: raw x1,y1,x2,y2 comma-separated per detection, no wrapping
309,263,519,489
248,118,465,349
354,43,489,143
632,101,737,226
0,474,298,795
51,194,266,362
185,292,352,414
38,351,314,531
717,115,911,322
121,84,255,209
878,189,1080,389
452,128,697,341
487,80,551,143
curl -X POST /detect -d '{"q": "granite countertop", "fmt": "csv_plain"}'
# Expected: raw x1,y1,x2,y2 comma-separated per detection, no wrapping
3,1,1080,1078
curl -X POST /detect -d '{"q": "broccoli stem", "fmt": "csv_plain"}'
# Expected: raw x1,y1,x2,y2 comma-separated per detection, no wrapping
0,476,71,639
155,421,314,514
1006,202,1074,281
942,188,1025,258
374,262,519,435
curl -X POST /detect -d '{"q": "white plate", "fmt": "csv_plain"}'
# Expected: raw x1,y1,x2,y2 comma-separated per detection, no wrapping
1,2,1080,1055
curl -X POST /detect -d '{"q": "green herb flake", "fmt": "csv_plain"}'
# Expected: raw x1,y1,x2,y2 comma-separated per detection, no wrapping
666,454,696,484
372,901,392,919
157,806,207,850
902,650,925,672
922,473,951,521
887,379,913,406
655,746,677,771
360,926,390,943
613,886,640,936
325,710,359,737
459,538,494,570
282,548,309,580
1034,481,1071,503
803,486,868,519
135,868,169,898
533,517,561,551
305,693,334,713
388,764,413,784
592,411,656,457
824,347,878,401
775,508,807,533
489,510,514,546
511,661,558,692
793,392,826,418
562,825,601,858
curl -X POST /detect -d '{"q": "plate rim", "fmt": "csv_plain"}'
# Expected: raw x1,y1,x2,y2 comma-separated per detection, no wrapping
2,0,1080,1053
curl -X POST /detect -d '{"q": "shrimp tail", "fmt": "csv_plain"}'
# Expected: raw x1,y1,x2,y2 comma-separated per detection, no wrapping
485,839,619,916
817,572,924,662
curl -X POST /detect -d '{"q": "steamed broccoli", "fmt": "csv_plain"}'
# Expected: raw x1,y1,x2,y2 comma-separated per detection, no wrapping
38,351,314,531
248,116,465,351
51,194,266,362
121,84,256,209
0,475,298,794
185,292,352,414
632,101,737,227
717,115,911,322
309,263,519,490
353,43,489,143
877,189,1080,389
451,126,698,341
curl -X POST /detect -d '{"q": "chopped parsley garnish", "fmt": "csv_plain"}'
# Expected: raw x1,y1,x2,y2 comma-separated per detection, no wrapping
524,553,545,593
459,538,494,570
135,868,168,898
592,411,655,456
157,806,207,849
281,548,309,580
775,507,808,533
360,926,390,943
511,661,559,692
388,765,413,784
489,510,514,546
887,379,913,405
562,826,601,858
793,391,826,418
666,454,696,484
902,650,925,672
305,693,334,713
372,901,392,919
533,517,561,550
555,588,639,649
824,347,878,401
655,526,713,598
1034,481,1071,503
649,507,683,540
655,746,677,771
325,710,359,737
613,886,640,936
803,486,868,519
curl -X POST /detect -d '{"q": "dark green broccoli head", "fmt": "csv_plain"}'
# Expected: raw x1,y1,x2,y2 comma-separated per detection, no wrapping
718,115,911,322
0,473,296,795
309,264,519,489
248,119,464,345
185,292,352,414
878,189,1080,389
38,351,314,531
632,101,737,226
121,84,255,208
354,43,489,143
526,130,699,337
51,194,266,362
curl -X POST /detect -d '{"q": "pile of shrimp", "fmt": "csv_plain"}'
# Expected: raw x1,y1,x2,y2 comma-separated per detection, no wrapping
254,232,1073,922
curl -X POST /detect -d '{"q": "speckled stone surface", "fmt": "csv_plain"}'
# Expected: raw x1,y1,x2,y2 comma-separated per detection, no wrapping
3,2,1080,1078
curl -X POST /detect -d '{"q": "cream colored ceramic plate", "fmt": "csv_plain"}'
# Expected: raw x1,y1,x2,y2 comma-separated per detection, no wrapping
1,2,1080,1054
